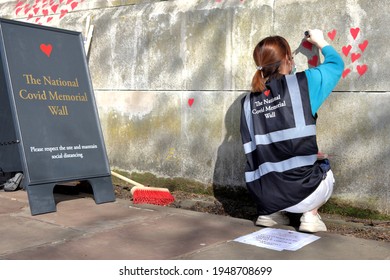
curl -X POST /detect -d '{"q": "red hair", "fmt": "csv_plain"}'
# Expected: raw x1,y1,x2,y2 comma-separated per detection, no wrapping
251,36,292,92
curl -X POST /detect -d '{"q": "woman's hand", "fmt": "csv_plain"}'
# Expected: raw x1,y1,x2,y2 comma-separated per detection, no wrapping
306,29,329,49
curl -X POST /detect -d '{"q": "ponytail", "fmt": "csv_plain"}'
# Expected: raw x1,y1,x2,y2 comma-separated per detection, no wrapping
251,69,267,93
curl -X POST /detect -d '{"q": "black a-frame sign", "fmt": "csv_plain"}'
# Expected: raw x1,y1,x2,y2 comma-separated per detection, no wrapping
0,18,115,215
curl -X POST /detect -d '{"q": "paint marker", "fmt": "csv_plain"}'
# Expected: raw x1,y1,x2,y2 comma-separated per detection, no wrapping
304,31,310,37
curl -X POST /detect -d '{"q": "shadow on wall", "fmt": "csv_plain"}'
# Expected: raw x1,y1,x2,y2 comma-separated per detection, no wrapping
212,93,258,220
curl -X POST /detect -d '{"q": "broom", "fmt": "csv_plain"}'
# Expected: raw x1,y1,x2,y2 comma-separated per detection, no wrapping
111,171,175,206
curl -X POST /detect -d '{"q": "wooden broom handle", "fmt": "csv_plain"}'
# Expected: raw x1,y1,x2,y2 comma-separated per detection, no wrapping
111,171,144,188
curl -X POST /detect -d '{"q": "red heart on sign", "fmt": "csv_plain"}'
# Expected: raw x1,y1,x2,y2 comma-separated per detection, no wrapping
342,68,351,79
351,53,361,63
327,29,336,41
40,43,52,57
308,55,318,67
264,90,270,97
188,98,194,107
356,64,367,76
350,27,360,40
342,45,352,57
359,40,368,52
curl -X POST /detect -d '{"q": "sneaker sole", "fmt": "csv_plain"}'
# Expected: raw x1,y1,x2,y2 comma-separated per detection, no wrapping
255,219,278,227
299,223,327,233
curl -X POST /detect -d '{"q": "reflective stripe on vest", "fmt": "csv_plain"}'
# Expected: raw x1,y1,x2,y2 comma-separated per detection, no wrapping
245,154,318,182
243,75,317,182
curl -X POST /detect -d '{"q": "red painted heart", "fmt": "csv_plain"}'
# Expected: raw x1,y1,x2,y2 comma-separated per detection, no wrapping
40,43,52,57
71,2,78,10
327,29,336,41
342,68,351,78
342,45,352,57
350,27,360,40
356,64,367,76
308,55,318,67
359,40,368,52
188,98,194,107
60,9,68,18
24,5,31,14
351,53,361,63
264,90,270,97
15,7,23,15
51,4,58,13
302,41,313,51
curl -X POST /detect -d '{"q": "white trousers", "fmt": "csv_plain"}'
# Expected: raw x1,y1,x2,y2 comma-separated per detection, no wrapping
283,170,335,213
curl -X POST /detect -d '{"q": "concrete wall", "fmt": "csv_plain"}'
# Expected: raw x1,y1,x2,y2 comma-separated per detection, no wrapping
0,0,389,214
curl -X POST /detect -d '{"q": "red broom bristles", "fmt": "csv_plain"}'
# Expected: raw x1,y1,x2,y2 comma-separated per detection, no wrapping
132,187,175,206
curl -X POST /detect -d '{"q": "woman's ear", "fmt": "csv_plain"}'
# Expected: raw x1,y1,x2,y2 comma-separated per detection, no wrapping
285,54,292,65
279,55,292,75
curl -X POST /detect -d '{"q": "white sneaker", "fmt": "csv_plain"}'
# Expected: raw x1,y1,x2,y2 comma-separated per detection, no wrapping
256,211,290,227
299,212,327,233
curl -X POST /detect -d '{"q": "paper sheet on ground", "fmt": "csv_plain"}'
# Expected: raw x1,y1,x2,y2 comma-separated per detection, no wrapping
234,228,320,251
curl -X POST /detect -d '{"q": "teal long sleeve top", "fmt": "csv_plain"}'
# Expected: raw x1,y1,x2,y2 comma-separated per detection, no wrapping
304,45,344,115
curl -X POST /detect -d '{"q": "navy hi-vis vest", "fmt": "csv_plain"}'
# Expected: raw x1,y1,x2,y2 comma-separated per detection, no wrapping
240,72,325,215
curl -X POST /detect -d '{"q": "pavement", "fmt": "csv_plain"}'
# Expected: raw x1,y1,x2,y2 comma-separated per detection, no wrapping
0,188,389,260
